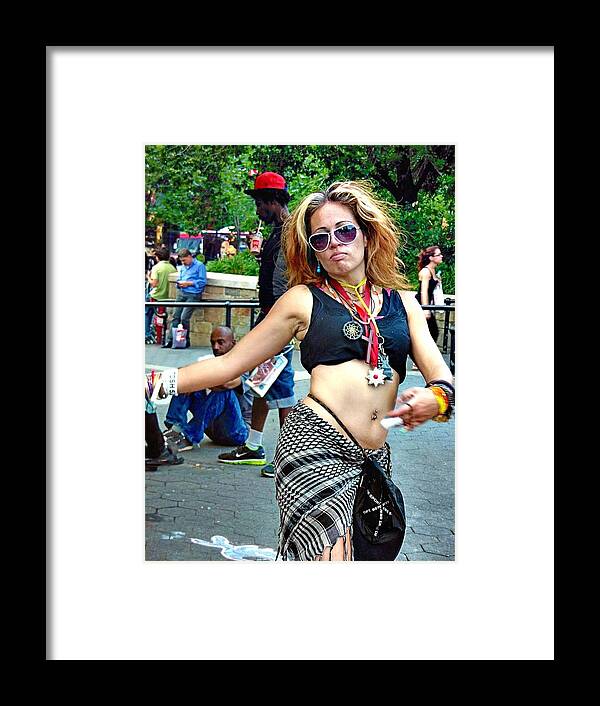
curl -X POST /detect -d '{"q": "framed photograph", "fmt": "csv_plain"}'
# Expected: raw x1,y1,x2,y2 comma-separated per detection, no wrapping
49,46,554,661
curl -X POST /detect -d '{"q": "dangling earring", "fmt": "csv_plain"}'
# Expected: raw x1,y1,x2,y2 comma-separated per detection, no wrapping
316,262,321,274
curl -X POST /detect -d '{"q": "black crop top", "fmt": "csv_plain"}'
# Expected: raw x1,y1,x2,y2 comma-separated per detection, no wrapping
415,276,438,305
300,285,411,383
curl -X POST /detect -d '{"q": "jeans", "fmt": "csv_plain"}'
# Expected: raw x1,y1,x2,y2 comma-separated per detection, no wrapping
167,290,203,344
145,297,156,338
166,389,249,446
252,346,296,410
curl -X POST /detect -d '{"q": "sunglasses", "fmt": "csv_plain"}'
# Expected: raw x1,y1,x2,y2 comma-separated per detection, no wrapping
308,224,361,252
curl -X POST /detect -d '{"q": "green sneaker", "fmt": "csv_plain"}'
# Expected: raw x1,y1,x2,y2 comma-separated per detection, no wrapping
218,444,266,466
260,463,275,478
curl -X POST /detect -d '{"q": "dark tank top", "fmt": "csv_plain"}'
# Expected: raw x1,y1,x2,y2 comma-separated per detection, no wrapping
300,284,411,382
415,274,438,305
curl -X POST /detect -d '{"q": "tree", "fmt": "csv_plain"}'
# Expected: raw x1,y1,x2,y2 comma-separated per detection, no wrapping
246,145,454,206
144,144,455,292
145,145,258,234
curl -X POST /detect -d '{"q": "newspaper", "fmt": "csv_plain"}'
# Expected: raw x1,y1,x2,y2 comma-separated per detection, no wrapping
245,354,288,397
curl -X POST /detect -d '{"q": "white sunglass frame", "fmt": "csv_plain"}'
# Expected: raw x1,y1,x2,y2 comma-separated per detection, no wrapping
308,223,361,252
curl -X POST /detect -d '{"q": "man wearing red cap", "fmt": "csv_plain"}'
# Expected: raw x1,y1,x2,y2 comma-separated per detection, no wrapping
218,171,296,477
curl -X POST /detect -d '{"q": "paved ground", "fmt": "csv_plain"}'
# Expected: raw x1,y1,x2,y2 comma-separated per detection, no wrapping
145,345,455,561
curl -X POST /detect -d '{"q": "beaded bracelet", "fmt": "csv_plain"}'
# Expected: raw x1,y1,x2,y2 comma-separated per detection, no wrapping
425,379,454,422
429,386,449,415
426,379,455,406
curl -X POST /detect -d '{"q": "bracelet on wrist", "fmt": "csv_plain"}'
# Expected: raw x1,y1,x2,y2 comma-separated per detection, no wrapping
426,379,454,405
429,386,449,415
425,379,454,421
162,367,179,397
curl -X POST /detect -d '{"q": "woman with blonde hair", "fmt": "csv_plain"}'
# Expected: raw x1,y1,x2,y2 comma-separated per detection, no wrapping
154,181,453,561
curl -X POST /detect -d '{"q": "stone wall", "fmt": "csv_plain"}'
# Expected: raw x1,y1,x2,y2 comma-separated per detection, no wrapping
167,271,259,347
165,275,455,350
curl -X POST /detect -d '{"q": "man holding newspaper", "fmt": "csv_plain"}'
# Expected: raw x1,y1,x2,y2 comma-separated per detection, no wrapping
217,172,297,478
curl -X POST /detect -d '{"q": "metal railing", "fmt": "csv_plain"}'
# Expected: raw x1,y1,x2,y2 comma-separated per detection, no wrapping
145,299,261,328
146,298,455,373
419,299,455,374
421,300,455,353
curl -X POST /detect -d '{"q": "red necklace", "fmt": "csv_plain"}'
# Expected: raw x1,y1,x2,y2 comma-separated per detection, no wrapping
327,277,391,387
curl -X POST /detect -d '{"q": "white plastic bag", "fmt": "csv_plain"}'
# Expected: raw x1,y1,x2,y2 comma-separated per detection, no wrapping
172,323,187,349
432,277,445,307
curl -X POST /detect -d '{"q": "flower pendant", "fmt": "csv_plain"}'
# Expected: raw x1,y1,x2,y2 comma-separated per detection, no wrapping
366,367,386,387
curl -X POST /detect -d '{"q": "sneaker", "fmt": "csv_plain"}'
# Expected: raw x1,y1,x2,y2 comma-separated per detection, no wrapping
260,463,276,478
173,436,195,452
145,446,184,470
218,444,266,466
163,428,183,441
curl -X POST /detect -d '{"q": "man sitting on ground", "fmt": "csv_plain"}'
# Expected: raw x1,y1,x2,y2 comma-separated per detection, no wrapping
164,326,253,451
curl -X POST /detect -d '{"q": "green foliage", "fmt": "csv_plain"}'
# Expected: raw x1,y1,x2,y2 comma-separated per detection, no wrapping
206,251,260,277
145,145,257,233
145,145,455,293
438,262,455,296
397,174,455,293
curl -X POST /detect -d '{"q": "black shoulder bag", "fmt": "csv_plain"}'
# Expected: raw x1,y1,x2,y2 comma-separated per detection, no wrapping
307,394,406,561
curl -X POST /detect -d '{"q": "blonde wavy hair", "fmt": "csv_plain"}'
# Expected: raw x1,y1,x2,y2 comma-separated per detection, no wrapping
282,180,409,290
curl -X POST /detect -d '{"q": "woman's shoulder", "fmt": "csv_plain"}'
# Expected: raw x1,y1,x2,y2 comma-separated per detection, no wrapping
418,267,432,279
276,285,314,328
288,283,327,297
289,283,328,310
397,289,421,313
288,283,312,294
281,284,315,306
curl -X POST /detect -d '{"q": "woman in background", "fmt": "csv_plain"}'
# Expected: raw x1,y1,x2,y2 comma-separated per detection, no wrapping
416,245,444,344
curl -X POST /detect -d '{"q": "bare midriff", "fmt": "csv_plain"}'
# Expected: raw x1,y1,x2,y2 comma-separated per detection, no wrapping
302,359,400,450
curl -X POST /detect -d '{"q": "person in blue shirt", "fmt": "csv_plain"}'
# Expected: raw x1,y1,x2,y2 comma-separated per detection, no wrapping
162,247,207,348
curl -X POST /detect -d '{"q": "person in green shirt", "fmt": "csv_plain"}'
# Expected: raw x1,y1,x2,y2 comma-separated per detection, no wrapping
145,247,176,343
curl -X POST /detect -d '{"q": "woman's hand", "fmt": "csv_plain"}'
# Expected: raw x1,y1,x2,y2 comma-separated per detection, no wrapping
384,387,439,431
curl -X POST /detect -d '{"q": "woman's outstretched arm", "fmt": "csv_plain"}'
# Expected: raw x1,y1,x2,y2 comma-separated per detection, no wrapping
172,285,311,395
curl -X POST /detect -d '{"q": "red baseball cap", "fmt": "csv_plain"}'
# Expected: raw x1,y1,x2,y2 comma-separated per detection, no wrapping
244,171,289,200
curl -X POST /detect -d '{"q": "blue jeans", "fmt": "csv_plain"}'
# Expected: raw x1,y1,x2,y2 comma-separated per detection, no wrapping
166,390,249,446
261,346,296,410
145,297,156,338
167,290,203,343
251,312,296,410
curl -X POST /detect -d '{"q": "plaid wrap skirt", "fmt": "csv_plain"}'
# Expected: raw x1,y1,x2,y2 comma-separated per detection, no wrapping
274,401,391,561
